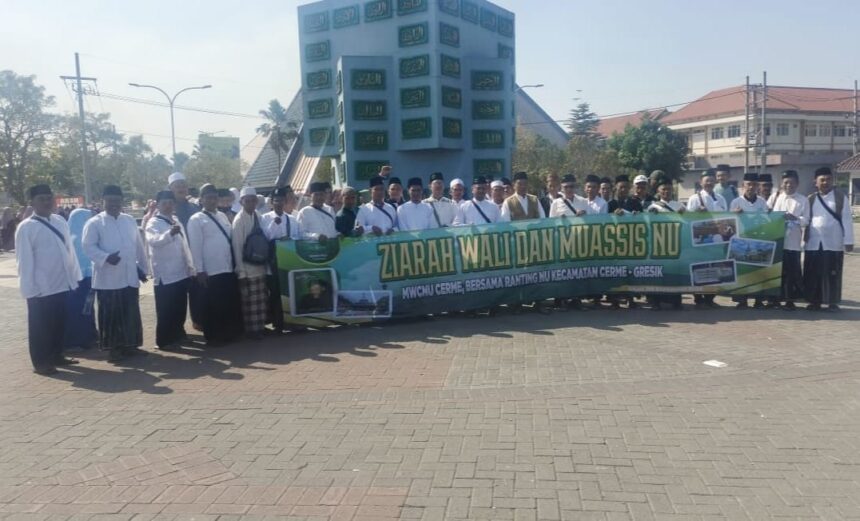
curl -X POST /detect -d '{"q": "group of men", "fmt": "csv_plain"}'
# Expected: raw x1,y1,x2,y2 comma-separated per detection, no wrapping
14,162,854,375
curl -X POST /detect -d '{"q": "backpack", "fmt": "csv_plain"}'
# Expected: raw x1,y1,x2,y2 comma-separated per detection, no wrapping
242,213,270,265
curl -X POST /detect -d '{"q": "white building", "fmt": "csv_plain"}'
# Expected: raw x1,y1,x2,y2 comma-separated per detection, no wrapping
660,85,857,197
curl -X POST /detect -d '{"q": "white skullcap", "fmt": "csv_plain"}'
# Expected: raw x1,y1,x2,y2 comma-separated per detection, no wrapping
168,172,186,185
633,174,649,184
229,187,239,195
240,186,257,198
450,178,465,188
490,180,504,189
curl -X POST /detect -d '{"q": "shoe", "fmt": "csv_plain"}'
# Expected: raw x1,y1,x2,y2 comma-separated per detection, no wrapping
157,344,180,352
628,300,638,309
783,301,796,311
806,304,821,311
753,300,764,309
33,366,58,376
54,357,79,366
124,347,148,357
828,304,840,312
736,302,749,309
706,301,721,309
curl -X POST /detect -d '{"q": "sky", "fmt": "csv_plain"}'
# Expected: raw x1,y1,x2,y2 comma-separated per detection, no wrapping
2,0,858,160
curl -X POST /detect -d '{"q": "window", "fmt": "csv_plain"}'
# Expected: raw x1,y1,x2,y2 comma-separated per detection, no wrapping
849,127,856,137
727,125,741,138
819,124,831,137
776,123,789,136
710,127,724,140
804,124,818,137
834,125,846,137
764,124,771,136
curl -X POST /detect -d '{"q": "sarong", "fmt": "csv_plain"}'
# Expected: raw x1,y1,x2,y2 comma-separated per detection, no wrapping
239,276,268,333
201,273,244,343
154,278,189,347
97,287,143,350
804,247,844,305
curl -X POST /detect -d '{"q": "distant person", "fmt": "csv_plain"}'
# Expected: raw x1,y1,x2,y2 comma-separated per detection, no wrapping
168,172,199,227
454,176,500,225
385,177,406,207
490,180,507,210
82,185,149,362
599,177,613,203
297,182,338,241
262,186,301,333
687,169,728,212
713,164,738,203
1,207,19,251
539,173,561,216
500,172,546,221
356,177,398,235
607,175,632,214
449,178,466,207
15,184,82,375
730,173,769,309
217,188,237,223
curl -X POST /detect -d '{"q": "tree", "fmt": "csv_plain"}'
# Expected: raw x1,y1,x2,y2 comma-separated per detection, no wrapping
256,99,299,171
512,127,567,193
565,136,631,180
0,70,57,204
182,149,243,191
566,102,600,140
607,116,690,180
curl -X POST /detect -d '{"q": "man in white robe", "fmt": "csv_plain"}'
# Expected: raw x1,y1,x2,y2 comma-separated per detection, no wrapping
453,176,500,225
423,172,458,227
397,177,436,231
355,177,398,235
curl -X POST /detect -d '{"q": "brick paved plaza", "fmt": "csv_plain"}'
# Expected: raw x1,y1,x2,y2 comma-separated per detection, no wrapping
0,227,858,520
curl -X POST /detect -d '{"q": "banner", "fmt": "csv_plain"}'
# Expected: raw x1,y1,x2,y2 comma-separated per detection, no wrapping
275,212,785,325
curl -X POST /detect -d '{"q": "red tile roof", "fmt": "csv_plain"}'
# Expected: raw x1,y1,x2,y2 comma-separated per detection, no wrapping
662,85,856,125
837,153,860,172
596,109,668,138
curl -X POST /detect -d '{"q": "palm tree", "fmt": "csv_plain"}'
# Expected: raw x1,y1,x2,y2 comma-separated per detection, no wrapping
256,99,299,172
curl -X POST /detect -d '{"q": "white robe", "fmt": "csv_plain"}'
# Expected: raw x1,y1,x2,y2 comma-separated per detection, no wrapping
805,190,853,251
355,202,398,235
262,210,302,241
768,192,808,252
82,212,149,290
422,196,458,227
548,197,581,218
297,205,338,240
144,212,195,285
729,195,768,213
647,200,686,213
453,199,501,225
187,210,234,277
687,190,728,212
397,201,436,231
15,215,81,299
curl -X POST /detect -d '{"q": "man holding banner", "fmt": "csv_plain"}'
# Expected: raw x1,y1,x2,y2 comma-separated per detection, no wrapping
356,177,398,236
453,176,500,225
423,172,458,227
297,182,338,241
500,172,546,221
397,178,436,231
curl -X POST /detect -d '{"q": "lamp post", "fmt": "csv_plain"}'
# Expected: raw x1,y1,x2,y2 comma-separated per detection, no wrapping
128,82,212,166
515,83,544,92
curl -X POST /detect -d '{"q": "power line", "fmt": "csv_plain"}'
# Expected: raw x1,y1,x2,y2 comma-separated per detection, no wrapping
96,91,265,119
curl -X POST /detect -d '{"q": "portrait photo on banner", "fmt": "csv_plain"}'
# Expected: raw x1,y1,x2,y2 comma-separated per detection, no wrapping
289,268,338,316
690,217,738,247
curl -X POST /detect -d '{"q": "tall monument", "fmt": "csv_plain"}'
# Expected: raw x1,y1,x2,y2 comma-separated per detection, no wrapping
297,0,516,187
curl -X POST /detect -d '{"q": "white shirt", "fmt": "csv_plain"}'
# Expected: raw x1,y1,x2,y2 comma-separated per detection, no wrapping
262,210,301,241
451,198,466,208
15,215,81,299
297,205,338,240
82,212,149,290
423,196,458,227
768,192,808,251
730,195,769,213
145,213,195,285
579,196,608,215
499,194,547,221
805,190,853,251
647,200,686,213
687,190,728,212
454,198,500,225
549,197,582,217
187,210,234,276
355,202,398,235
397,201,436,231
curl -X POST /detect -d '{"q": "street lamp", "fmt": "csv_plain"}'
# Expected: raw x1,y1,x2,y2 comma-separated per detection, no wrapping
515,83,544,92
128,82,212,166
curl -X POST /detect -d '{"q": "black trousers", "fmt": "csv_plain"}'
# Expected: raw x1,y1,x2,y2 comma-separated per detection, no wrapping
154,278,189,347
201,273,244,344
693,294,715,305
804,247,844,305
781,250,803,301
189,280,203,325
267,274,284,330
27,291,69,370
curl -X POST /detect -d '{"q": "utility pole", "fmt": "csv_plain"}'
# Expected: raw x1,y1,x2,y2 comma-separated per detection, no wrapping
744,76,750,172
854,79,858,156
60,53,96,205
760,71,767,174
